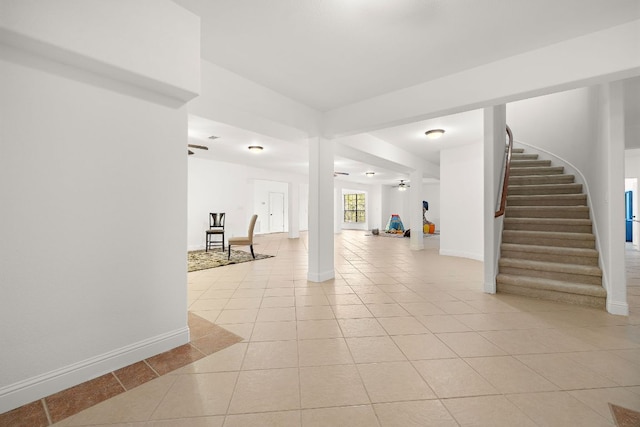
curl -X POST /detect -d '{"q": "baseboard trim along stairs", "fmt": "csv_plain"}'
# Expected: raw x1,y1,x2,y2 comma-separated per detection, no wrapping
496,148,607,308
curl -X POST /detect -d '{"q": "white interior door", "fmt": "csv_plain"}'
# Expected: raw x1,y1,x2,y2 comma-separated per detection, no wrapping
269,192,285,232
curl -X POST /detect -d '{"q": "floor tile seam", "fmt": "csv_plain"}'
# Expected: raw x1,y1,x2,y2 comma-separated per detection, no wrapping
145,372,180,423
510,356,617,391
41,398,52,426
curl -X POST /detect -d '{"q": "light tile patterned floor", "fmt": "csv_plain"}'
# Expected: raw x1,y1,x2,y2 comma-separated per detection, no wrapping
52,231,640,426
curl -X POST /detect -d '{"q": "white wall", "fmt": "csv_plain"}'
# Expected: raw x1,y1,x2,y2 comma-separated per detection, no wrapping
625,150,640,247
0,1,199,412
188,157,308,250
440,142,484,260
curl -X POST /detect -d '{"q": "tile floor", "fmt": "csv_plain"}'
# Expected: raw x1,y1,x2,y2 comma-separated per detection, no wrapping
19,232,640,425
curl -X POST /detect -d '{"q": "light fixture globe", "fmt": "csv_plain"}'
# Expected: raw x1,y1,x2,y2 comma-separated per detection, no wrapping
425,129,445,139
248,145,263,152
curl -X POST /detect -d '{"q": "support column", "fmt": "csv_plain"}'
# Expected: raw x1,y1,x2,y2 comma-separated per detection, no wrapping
334,183,343,234
288,181,300,239
483,105,506,294
308,137,335,282
409,169,424,251
604,82,628,315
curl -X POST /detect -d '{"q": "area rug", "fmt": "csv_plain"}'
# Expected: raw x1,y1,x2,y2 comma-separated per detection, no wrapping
609,403,640,427
188,249,273,272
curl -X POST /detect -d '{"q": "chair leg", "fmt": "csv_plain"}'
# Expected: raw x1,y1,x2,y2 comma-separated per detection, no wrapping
205,233,209,252
250,245,255,259
228,244,231,260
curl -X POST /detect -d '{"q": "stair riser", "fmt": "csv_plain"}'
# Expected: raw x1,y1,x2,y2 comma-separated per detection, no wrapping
502,234,595,248
509,185,583,195
504,223,593,233
499,266,602,286
500,250,599,266
496,283,605,308
506,196,587,206
504,208,590,219
509,176,575,185
510,167,564,176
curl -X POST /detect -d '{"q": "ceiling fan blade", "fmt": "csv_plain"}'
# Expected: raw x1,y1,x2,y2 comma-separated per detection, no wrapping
188,150,194,155
188,144,209,150
334,171,349,177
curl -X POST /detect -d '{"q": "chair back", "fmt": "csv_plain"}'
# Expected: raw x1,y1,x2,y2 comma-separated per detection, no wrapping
247,214,258,243
209,212,225,229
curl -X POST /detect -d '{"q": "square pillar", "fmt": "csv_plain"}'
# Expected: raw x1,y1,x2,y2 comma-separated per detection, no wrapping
409,169,424,251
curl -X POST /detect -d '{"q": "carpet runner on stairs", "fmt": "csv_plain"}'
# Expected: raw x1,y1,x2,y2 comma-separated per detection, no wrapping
496,148,607,308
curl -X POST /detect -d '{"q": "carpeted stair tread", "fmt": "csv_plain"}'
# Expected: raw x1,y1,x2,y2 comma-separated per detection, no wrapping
511,153,539,160
511,159,552,168
504,218,592,227
506,193,587,206
509,174,575,185
512,148,525,153
508,183,583,195
502,230,595,248
510,166,564,176
499,258,602,276
504,206,590,219
500,243,599,266
496,274,607,298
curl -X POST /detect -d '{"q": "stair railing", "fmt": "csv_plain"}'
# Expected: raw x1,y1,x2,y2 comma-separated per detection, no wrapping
495,125,514,218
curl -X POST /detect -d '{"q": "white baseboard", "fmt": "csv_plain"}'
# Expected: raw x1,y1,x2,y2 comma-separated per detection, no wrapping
0,327,189,414
607,300,629,316
307,269,335,282
439,249,484,262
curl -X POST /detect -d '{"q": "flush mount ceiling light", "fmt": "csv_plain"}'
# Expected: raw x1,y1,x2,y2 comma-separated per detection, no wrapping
365,171,375,177
248,145,263,152
425,129,445,139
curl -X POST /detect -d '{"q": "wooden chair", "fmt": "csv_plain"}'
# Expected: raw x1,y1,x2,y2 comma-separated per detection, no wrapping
205,213,225,252
228,214,258,259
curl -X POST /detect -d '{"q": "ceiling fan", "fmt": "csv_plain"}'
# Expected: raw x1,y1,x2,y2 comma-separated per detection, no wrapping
187,143,209,155
397,179,410,191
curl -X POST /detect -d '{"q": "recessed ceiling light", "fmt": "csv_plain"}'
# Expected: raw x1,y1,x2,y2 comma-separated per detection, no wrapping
365,171,375,177
425,129,445,139
248,145,263,152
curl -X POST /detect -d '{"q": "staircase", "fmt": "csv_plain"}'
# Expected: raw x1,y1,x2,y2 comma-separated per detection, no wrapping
496,148,607,308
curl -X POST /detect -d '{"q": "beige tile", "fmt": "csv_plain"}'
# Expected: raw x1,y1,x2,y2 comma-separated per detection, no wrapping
357,361,435,402
565,350,640,386
346,336,407,363
223,410,301,427
366,303,409,317
172,343,247,374
400,302,445,316
224,297,262,310
301,405,380,427
507,391,613,427
299,365,370,408
228,368,300,414
432,300,481,314
264,287,295,297
216,308,258,324
378,316,430,335
413,359,498,398
465,356,558,393
569,387,640,424
297,319,343,339
250,321,297,341
232,289,265,298
298,337,354,366
256,307,296,322
358,293,396,304
373,400,458,427
295,294,331,306
242,340,298,370
331,304,373,318
611,348,640,365
391,334,457,360
328,294,364,305
58,375,177,426
516,354,618,389
443,395,537,427
479,329,556,354
151,372,237,419
261,296,295,308
416,314,472,333
219,323,253,340
190,298,228,310
338,318,387,337
296,305,335,320
436,332,506,357
145,416,225,427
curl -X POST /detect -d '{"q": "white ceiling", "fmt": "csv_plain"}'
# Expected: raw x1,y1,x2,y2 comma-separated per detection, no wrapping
178,1,640,186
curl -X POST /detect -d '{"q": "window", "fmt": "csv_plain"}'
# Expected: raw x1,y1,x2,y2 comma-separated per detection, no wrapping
344,193,365,223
